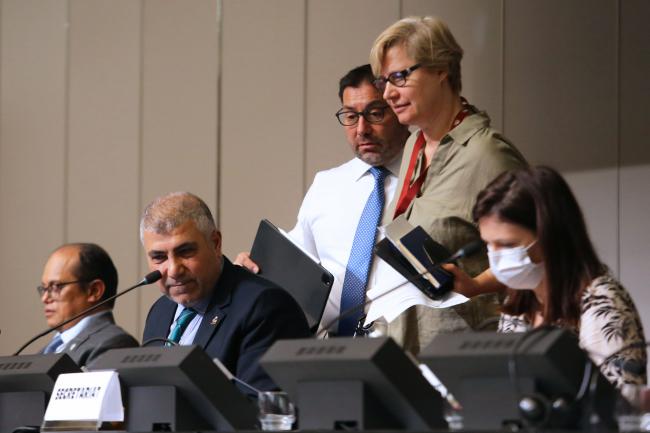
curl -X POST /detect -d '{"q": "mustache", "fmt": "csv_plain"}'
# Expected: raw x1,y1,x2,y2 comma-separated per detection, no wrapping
357,134,382,144
165,279,194,289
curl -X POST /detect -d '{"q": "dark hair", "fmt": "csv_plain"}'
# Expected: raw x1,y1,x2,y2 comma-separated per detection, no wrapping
338,64,376,102
472,166,605,327
68,243,119,308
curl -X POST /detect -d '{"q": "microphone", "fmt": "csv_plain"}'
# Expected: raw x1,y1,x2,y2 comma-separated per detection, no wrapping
317,240,483,338
141,337,179,347
445,240,483,263
14,270,162,356
212,357,262,396
141,270,163,285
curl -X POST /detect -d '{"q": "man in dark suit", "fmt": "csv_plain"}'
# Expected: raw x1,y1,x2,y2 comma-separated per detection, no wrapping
39,243,139,367
140,192,310,395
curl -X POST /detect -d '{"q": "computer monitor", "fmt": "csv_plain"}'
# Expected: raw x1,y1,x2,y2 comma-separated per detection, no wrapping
419,329,617,430
90,345,257,432
0,353,80,432
259,337,446,431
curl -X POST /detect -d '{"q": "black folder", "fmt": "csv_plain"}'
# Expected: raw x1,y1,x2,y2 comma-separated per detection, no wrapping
250,219,334,330
374,233,454,300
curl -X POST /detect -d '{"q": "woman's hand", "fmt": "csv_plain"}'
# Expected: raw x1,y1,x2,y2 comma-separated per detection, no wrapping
442,265,505,298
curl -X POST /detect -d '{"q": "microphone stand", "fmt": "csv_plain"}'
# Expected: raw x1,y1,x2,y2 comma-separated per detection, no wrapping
14,270,162,356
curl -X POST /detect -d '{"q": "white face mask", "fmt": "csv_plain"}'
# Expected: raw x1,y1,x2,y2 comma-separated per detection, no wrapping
488,241,544,290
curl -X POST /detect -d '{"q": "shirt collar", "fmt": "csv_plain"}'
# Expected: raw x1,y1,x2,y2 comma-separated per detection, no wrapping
445,110,490,146
58,310,111,345
351,153,402,182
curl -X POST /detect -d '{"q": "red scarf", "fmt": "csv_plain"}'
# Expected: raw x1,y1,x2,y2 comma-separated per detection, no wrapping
393,98,476,218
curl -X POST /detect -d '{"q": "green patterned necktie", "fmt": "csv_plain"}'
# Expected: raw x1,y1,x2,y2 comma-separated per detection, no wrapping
167,308,197,346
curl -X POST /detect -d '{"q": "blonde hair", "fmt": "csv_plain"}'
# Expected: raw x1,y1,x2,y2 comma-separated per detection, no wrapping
370,16,463,93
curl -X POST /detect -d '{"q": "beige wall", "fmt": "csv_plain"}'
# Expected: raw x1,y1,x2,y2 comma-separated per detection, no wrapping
1,0,648,355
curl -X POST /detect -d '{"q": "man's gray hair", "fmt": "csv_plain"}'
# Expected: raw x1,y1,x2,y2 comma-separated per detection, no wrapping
140,192,217,244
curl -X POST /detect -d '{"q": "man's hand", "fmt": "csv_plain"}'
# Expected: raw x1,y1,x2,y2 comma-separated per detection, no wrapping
234,252,260,274
441,264,505,298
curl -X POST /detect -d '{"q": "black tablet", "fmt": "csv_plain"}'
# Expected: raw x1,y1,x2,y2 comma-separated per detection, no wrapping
250,219,334,330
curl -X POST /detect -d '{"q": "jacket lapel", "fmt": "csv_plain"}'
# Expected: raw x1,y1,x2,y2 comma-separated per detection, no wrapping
65,312,114,352
192,258,234,350
148,298,177,344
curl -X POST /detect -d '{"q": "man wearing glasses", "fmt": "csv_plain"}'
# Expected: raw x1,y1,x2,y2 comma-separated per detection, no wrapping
38,243,138,366
237,64,410,336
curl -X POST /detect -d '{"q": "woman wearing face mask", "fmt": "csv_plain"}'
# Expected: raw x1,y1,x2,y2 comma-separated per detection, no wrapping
469,165,646,388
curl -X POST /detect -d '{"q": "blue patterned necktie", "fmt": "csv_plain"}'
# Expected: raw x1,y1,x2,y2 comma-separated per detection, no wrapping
43,334,64,354
338,166,389,336
167,308,197,346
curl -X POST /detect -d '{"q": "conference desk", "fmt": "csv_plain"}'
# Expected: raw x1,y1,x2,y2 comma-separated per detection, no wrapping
13,430,627,433
1,332,622,433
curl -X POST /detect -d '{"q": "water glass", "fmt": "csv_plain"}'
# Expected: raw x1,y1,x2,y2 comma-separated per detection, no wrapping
258,391,296,431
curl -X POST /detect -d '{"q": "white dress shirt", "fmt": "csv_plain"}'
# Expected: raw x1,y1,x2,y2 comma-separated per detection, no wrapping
288,156,401,330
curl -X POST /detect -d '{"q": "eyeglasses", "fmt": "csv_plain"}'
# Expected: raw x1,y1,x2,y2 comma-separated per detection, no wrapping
373,63,422,91
37,280,86,298
335,104,390,126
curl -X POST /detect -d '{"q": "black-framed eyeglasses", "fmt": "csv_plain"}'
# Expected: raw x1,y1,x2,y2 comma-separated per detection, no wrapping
37,280,86,298
335,104,390,126
373,63,422,91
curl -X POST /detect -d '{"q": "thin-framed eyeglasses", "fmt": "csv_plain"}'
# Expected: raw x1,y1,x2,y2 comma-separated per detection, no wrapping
335,104,390,126
37,280,86,298
373,63,422,91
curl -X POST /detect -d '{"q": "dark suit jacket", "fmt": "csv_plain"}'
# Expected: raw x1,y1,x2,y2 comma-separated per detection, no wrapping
142,257,310,395
41,311,139,368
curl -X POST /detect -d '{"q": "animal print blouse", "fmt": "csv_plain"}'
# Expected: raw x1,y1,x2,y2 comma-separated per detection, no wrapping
499,273,647,388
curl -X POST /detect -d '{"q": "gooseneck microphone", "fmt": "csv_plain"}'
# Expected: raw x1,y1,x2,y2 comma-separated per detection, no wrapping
212,356,262,395
14,270,162,356
445,240,483,263
141,337,180,347
317,240,484,338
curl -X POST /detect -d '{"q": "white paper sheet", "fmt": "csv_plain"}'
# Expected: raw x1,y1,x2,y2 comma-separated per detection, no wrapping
364,259,468,324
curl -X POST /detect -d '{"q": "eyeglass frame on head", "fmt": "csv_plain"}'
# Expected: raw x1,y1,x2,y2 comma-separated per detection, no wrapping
373,63,422,92
37,280,88,298
335,103,391,127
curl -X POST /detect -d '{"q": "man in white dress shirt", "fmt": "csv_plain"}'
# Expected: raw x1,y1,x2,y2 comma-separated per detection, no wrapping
236,65,410,334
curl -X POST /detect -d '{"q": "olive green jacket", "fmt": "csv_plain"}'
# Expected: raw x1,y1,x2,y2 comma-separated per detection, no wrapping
384,110,527,355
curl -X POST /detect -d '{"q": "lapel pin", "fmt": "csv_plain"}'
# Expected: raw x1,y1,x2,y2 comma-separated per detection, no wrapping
210,315,220,326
